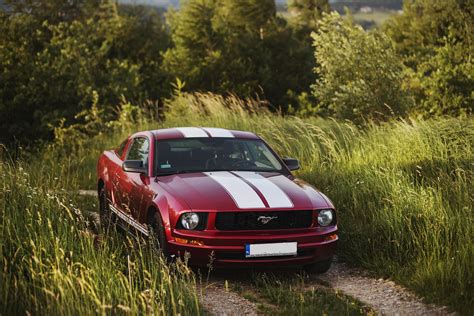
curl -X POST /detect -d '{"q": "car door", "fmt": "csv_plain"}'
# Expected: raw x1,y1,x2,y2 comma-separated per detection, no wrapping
110,138,130,208
120,136,150,219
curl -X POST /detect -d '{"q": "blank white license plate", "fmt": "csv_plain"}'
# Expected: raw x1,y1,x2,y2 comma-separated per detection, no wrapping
245,242,297,258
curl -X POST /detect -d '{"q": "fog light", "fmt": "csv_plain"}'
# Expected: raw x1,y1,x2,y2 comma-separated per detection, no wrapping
324,234,338,241
175,237,204,246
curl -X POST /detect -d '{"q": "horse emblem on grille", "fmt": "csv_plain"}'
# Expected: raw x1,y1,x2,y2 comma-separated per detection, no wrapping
257,216,278,224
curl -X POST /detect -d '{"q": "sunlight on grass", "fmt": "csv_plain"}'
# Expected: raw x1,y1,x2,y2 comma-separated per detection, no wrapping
1,92,472,313
0,160,202,315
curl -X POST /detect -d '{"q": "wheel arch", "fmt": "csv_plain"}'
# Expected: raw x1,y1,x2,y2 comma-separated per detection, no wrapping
146,203,173,243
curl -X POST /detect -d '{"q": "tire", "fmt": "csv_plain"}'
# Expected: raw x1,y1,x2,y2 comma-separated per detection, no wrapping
148,211,170,258
305,257,333,274
99,186,114,231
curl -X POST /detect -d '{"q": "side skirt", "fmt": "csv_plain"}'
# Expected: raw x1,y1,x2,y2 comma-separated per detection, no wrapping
108,202,150,237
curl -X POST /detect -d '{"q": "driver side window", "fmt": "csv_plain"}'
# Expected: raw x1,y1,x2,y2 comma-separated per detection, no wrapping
127,137,149,167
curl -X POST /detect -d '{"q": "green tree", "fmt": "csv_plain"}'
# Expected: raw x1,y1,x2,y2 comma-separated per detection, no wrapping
162,0,322,110
162,0,222,93
287,0,330,31
384,0,473,116
310,12,410,121
4,0,103,23
408,35,474,116
117,5,171,101
0,0,170,143
285,0,330,111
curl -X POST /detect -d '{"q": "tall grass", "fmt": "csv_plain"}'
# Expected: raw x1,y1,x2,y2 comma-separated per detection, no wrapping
0,157,202,314
2,92,472,313
145,93,473,312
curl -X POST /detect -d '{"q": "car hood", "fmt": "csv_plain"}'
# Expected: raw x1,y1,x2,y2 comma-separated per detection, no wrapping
158,171,332,211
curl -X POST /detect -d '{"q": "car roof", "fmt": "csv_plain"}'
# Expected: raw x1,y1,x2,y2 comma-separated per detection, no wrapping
148,127,261,140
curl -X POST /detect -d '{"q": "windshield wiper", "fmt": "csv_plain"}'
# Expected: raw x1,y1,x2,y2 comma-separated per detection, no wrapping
155,170,193,177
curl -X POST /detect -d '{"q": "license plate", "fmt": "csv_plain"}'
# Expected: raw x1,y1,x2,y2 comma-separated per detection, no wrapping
245,242,297,258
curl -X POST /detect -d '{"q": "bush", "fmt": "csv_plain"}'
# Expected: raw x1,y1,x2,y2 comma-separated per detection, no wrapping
0,1,169,144
384,0,474,116
309,12,411,122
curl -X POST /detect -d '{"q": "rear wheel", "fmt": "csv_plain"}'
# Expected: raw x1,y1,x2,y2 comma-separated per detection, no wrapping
148,211,169,258
304,257,333,274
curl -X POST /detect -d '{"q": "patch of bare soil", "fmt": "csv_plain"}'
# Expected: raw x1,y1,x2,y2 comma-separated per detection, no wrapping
313,262,455,316
199,282,259,316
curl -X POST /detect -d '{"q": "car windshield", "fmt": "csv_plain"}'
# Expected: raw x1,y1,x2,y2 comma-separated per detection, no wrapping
155,138,283,175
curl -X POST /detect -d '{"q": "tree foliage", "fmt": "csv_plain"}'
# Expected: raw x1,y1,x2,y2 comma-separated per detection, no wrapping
385,0,473,116
0,0,170,143
162,0,321,109
310,12,410,121
288,0,330,31
0,0,472,144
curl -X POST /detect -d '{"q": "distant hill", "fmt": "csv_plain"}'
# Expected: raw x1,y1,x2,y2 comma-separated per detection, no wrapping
117,0,402,11
330,0,403,11
119,0,287,8
118,0,180,7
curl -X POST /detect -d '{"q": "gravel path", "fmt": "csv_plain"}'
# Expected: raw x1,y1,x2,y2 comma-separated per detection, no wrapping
199,282,258,316
313,262,454,316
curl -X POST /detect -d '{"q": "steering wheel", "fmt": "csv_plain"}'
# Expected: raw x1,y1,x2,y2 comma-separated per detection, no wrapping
231,159,256,168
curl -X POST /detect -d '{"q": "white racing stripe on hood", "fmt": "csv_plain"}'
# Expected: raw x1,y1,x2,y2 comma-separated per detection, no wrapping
203,127,234,138
234,171,294,208
204,171,265,209
176,127,208,138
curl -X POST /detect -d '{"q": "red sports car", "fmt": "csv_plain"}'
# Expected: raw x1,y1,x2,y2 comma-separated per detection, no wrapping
97,127,337,272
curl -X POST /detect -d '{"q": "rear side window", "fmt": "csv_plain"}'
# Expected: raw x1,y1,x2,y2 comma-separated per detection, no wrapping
127,137,150,167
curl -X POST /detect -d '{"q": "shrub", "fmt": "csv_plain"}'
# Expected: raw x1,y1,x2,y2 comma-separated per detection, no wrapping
309,12,411,122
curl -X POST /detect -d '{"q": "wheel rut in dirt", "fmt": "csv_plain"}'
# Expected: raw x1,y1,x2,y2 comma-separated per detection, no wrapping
199,282,259,316
311,262,454,315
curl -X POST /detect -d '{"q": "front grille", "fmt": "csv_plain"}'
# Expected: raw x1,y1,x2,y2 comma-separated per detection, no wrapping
215,210,313,231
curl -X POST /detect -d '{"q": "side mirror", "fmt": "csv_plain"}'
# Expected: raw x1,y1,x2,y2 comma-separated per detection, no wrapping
283,158,300,171
122,160,147,174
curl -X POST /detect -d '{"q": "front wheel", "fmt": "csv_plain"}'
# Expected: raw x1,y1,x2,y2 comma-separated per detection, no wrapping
304,257,333,274
148,212,170,258
99,186,114,231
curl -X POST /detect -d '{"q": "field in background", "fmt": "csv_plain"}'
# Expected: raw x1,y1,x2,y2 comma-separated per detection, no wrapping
1,93,473,314
351,10,397,28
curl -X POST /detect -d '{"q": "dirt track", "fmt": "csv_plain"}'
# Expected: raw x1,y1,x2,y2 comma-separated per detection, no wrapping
199,261,454,315
314,262,453,316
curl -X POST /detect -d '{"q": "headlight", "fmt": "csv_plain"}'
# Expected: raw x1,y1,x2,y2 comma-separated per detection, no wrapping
180,212,200,230
317,209,334,227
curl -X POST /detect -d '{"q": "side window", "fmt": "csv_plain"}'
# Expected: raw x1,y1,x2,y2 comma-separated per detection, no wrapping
127,137,149,167
116,139,128,159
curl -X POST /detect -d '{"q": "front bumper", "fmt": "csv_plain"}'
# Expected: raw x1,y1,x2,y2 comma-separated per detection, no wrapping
167,226,338,268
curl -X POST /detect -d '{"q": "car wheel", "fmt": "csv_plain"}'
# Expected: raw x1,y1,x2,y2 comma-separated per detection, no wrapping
149,212,170,258
305,257,333,274
99,186,114,230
